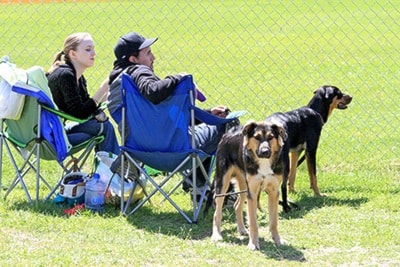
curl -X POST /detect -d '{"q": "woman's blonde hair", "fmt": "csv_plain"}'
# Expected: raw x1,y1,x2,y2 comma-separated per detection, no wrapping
48,32,92,73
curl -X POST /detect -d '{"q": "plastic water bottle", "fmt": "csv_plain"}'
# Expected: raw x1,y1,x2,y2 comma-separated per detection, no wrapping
85,173,107,211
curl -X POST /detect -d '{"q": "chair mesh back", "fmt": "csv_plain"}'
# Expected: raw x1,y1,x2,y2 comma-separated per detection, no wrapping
122,74,193,153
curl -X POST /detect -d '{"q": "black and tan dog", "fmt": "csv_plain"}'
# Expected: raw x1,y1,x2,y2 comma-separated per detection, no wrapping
265,85,353,212
206,120,287,250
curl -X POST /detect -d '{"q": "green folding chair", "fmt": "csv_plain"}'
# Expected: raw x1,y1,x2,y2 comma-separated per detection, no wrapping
0,58,103,203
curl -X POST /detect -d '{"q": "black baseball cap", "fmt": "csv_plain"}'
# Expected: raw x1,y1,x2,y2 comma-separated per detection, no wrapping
114,32,158,60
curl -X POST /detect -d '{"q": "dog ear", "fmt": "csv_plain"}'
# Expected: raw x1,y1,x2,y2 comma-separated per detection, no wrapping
324,86,336,99
313,86,323,95
317,85,341,99
242,120,258,137
314,85,337,99
271,124,287,146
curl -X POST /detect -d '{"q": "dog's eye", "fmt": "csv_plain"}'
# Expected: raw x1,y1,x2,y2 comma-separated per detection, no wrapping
335,90,343,99
254,134,262,141
267,134,274,141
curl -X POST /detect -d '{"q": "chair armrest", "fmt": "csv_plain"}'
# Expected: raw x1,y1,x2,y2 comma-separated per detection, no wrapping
193,105,242,125
41,104,91,124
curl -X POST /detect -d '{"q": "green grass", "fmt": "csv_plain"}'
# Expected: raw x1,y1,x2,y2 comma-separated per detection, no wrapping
1,1,400,266
1,168,400,266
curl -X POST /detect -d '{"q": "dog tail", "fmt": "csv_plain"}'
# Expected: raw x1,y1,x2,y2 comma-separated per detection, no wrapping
297,153,306,167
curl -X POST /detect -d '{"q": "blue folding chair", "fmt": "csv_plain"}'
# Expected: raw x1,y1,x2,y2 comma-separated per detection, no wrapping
111,73,237,223
0,59,103,202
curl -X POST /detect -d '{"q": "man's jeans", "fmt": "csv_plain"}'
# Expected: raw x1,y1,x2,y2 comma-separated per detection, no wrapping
190,123,225,155
184,122,226,188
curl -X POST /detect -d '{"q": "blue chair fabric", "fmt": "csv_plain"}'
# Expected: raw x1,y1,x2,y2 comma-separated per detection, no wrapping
114,73,237,223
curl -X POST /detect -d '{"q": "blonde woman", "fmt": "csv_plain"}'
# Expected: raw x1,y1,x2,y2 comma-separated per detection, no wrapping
47,32,119,154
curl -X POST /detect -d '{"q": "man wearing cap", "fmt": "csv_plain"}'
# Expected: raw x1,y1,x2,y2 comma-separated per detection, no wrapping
108,32,230,191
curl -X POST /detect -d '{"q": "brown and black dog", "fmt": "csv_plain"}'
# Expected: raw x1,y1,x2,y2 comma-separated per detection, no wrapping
265,85,353,212
205,120,287,250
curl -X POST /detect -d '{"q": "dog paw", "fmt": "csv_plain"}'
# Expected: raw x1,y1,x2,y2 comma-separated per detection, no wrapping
273,236,287,246
312,187,327,197
238,228,248,236
247,242,260,251
211,233,223,242
289,200,300,211
278,238,288,246
279,201,292,213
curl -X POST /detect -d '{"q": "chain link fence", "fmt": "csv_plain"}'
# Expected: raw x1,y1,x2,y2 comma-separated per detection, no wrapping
1,1,399,170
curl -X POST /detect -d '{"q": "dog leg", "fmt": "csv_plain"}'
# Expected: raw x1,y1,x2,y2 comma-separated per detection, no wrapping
288,151,300,193
212,169,238,241
306,153,325,197
247,175,261,250
211,194,225,241
234,174,248,236
280,160,292,213
266,175,282,246
211,171,233,241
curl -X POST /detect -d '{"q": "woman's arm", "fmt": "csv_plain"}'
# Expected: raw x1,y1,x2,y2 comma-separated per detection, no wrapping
48,68,97,119
92,77,109,104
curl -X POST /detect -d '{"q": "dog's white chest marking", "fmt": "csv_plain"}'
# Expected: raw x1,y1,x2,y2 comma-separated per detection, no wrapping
258,166,274,177
257,158,276,191
258,158,274,177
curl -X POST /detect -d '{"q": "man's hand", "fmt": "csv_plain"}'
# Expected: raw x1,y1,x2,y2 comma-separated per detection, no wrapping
211,105,229,118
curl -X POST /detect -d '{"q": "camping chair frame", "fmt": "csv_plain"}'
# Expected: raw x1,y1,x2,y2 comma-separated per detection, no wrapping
0,67,103,203
114,73,236,224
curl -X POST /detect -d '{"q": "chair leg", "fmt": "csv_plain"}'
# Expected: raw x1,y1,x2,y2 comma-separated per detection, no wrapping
126,174,193,224
121,152,194,224
4,170,32,203
119,151,215,224
139,155,214,223
192,155,213,222
159,175,185,205
122,175,147,214
2,140,33,202
161,156,211,205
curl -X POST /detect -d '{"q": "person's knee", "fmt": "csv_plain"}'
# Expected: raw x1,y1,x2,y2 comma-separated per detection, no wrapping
103,121,116,134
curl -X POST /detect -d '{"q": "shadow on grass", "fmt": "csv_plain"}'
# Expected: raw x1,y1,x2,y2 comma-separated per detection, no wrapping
279,192,369,220
259,240,306,262
221,233,306,262
4,195,307,262
122,201,306,262
125,204,212,235
122,204,306,263
3,197,121,218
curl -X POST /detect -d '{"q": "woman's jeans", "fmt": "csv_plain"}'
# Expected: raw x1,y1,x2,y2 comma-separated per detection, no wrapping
65,118,119,155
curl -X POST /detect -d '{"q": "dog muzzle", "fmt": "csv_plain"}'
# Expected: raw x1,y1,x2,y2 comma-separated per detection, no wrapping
257,142,271,158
